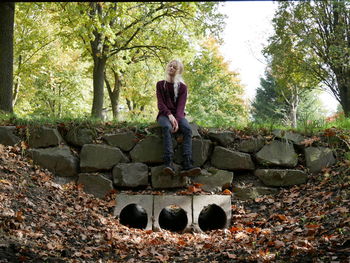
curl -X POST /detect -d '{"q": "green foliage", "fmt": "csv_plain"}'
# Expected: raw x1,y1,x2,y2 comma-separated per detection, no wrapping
251,71,288,125
266,0,350,116
2,109,350,139
27,49,92,118
242,116,350,138
52,2,226,118
11,2,228,120
119,61,160,121
0,112,154,133
251,71,327,128
324,116,350,130
184,38,248,128
14,3,92,118
263,2,322,128
244,120,289,135
0,111,17,125
297,90,329,128
10,2,346,128
345,152,350,161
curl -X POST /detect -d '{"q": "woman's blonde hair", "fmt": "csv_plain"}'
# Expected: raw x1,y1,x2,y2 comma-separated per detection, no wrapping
164,59,185,101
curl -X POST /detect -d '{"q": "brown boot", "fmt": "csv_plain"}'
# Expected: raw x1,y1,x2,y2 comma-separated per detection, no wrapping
180,156,201,176
163,157,176,176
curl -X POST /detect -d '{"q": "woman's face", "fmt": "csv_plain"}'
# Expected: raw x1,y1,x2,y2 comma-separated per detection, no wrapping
167,61,179,77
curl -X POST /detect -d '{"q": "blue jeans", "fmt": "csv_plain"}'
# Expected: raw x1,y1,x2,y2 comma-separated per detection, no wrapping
157,116,192,161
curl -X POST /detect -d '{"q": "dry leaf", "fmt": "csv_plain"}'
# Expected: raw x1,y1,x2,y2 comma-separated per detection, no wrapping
274,214,288,222
274,240,285,248
15,211,25,222
229,226,243,232
235,232,249,240
222,189,232,195
227,253,237,259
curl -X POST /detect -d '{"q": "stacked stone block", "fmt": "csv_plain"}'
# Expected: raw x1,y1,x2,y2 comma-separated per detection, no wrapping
0,125,337,200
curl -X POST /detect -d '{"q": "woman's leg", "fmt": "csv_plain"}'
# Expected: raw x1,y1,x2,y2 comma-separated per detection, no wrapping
178,118,201,176
178,118,192,158
157,116,175,175
158,116,174,159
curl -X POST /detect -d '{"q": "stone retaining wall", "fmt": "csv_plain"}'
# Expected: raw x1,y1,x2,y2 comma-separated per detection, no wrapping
0,124,337,200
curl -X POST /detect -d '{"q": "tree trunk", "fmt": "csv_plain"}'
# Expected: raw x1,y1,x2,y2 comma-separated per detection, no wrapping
290,105,297,128
339,84,350,117
13,55,22,106
105,70,121,120
126,98,132,111
0,2,15,113
110,94,119,119
105,76,120,120
343,102,350,118
337,72,350,117
91,56,107,119
89,3,109,119
58,84,62,118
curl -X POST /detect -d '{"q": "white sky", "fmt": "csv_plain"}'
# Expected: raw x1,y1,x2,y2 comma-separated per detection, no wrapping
218,1,339,116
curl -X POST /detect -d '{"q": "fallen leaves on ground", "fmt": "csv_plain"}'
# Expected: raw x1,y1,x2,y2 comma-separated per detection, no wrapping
0,144,349,263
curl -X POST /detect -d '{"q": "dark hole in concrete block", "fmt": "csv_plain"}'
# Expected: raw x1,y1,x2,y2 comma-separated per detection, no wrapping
158,205,188,232
198,204,226,231
119,204,148,229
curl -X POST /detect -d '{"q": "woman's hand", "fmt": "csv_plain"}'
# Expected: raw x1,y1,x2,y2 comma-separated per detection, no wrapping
168,114,179,133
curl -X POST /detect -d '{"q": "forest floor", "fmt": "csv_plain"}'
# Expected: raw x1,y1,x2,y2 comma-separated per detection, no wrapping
0,142,349,263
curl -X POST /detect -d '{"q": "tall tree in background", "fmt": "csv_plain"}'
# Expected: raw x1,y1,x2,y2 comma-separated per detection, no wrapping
104,56,158,120
264,43,319,128
251,71,287,124
106,46,196,121
252,70,326,126
297,89,328,127
121,60,160,120
269,0,350,117
184,38,248,127
13,3,92,118
0,2,15,113
13,3,57,108
58,2,225,119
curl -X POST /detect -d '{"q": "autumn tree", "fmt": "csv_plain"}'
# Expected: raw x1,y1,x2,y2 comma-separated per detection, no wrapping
13,3,91,118
104,49,174,120
268,0,350,117
13,3,57,109
120,60,160,121
184,38,248,127
104,57,159,121
29,47,92,118
108,49,196,121
0,2,15,113
57,2,225,119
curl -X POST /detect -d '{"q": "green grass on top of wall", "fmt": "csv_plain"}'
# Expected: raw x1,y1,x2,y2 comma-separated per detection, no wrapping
0,112,349,136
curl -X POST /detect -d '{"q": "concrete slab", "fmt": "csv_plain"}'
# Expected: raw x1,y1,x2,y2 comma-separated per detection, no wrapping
114,194,231,233
153,195,192,232
114,194,153,230
192,195,231,232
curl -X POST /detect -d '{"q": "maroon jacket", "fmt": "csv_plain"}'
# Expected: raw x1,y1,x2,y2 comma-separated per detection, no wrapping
156,80,187,121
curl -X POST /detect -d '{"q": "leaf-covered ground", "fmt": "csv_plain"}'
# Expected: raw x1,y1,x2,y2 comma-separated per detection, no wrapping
0,144,349,263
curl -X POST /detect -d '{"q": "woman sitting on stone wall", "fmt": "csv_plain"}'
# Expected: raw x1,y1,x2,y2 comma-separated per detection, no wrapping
155,59,201,177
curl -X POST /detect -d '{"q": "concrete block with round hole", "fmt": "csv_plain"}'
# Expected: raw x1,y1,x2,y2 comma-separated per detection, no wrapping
153,195,192,233
192,195,231,232
114,194,153,230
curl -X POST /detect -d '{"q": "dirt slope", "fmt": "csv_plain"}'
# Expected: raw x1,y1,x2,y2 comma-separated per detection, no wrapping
0,144,349,263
